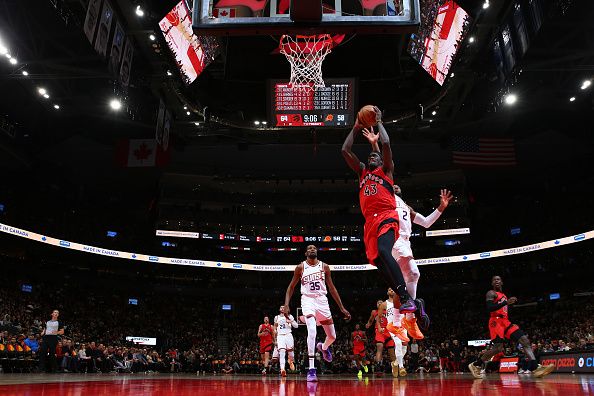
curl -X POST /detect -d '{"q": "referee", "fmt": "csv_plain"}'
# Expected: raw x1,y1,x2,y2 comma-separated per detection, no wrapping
39,309,64,373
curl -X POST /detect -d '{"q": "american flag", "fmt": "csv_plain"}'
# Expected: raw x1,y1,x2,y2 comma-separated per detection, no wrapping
452,137,516,166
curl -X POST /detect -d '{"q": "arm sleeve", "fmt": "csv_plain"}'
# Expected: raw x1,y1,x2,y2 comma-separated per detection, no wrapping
290,315,298,328
412,208,442,228
486,300,508,312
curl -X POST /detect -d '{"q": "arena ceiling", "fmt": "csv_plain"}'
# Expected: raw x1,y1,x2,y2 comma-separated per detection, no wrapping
0,0,592,182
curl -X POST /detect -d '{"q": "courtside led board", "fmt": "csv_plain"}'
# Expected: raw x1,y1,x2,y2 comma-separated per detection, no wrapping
193,0,420,35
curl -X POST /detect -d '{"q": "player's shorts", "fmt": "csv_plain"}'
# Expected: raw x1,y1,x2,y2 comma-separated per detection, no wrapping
489,317,524,343
301,294,332,324
364,211,399,263
353,344,366,357
272,346,279,360
277,333,294,351
375,330,395,348
392,236,414,260
260,342,273,354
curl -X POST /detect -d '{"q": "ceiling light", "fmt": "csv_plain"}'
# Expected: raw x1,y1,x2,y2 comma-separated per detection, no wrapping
186,111,191,116
450,73,455,78
429,119,434,123
22,70,28,76
167,70,172,76
569,96,576,102
262,121,267,125
109,98,122,110
482,1,490,9
135,5,144,17
149,34,156,41
183,106,187,110
53,104,60,110
9,58,17,65
468,37,475,43
38,87,47,95
5,53,11,59
254,121,260,125
580,80,591,90
504,93,517,105
0,46,7,55
194,122,200,126
431,110,437,116
43,94,50,99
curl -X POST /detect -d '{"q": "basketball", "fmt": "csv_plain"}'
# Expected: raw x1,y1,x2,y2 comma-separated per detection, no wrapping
357,105,378,128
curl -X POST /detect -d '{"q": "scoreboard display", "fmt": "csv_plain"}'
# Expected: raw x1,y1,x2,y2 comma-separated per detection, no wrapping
268,79,356,127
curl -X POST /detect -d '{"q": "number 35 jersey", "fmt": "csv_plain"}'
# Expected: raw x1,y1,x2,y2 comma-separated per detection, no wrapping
359,167,396,219
300,261,327,297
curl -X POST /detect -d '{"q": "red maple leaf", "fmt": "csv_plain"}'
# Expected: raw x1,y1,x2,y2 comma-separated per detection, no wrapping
220,10,228,16
134,143,152,163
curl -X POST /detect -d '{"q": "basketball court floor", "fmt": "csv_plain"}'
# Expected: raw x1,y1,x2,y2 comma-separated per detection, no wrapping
1,373,592,395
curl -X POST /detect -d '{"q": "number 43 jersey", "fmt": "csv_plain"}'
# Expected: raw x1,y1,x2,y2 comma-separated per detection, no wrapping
300,261,327,297
359,167,396,219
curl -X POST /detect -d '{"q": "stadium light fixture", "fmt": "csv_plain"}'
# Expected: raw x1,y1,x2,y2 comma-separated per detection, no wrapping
53,104,60,110
580,80,591,90
482,1,490,9
22,70,29,76
431,110,437,116
43,94,50,99
254,121,260,125
167,70,173,76
135,5,144,17
569,96,576,102
9,57,17,65
149,34,156,41
504,93,517,105
468,37,475,43
186,111,191,116
38,87,47,95
109,98,122,111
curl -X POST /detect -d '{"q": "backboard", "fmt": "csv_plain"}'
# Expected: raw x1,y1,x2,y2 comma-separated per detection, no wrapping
192,0,421,35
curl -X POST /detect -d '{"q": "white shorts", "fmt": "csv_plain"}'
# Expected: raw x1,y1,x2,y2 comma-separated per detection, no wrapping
277,333,295,351
272,345,279,359
301,294,332,324
392,237,413,260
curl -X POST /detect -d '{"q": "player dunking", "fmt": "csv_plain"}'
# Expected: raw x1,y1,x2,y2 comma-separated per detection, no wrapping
351,324,368,378
257,316,275,375
274,305,298,377
285,245,351,382
468,276,555,379
364,128,453,338
341,106,417,313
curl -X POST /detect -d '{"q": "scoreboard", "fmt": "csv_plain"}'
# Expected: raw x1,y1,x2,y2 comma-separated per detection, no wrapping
268,79,356,127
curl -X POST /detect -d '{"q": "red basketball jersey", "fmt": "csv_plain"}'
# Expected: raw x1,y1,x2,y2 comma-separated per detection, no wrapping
352,330,365,347
259,324,273,344
359,167,396,218
490,291,509,319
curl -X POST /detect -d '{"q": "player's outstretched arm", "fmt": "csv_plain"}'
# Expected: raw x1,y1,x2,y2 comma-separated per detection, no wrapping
374,108,394,178
341,123,364,176
410,189,454,228
365,311,375,329
324,263,351,320
284,264,303,312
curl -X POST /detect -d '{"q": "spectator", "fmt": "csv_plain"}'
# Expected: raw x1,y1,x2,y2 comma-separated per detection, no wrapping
24,334,39,353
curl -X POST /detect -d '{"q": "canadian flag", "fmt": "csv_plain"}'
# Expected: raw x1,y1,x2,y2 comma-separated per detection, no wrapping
213,8,236,18
115,139,169,167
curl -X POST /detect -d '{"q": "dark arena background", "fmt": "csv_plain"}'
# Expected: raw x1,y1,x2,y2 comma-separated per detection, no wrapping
0,0,593,395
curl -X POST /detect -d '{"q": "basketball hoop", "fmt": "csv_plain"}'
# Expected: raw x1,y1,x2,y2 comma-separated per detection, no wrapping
279,34,335,93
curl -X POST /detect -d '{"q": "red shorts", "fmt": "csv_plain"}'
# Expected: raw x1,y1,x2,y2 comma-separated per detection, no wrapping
364,211,399,263
353,345,366,357
260,343,273,354
489,317,521,342
375,331,395,348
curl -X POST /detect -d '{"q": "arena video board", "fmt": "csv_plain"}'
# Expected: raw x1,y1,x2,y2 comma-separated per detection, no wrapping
408,0,471,85
193,0,421,35
268,78,355,127
159,1,207,84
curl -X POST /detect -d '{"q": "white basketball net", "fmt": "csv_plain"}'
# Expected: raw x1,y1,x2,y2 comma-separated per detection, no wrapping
279,34,334,93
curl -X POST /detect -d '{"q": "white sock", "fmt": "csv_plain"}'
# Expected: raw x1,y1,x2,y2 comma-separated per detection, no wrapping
279,349,286,371
322,324,336,350
306,316,317,369
394,338,404,367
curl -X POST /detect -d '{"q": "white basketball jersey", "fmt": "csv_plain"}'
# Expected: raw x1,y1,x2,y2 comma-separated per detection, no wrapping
300,261,327,297
395,194,412,238
274,314,295,336
385,299,397,324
